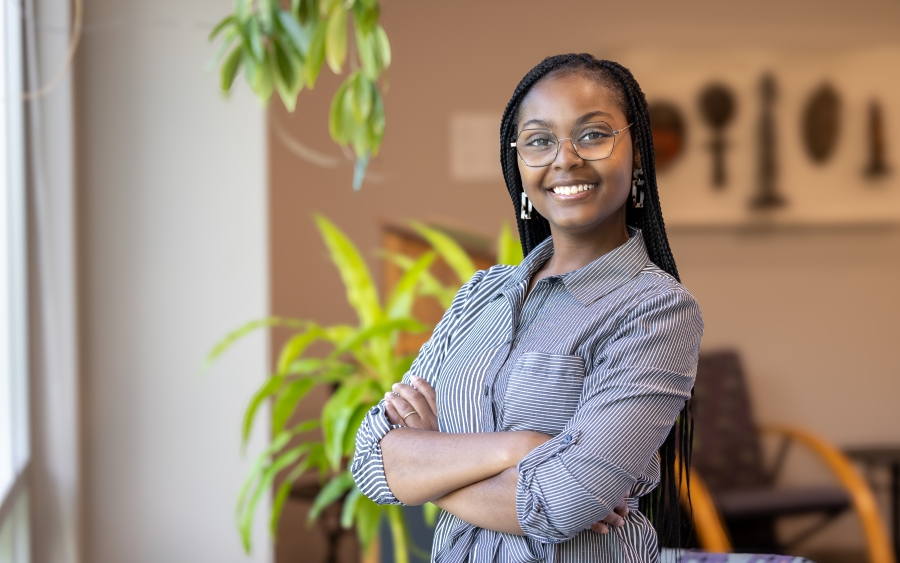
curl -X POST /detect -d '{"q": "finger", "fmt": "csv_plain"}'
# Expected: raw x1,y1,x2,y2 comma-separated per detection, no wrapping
614,500,630,519
602,512,625,528
384,392,417,422
590,522,609,534
392,383,433,419
410,375,438,415
383,401,402,426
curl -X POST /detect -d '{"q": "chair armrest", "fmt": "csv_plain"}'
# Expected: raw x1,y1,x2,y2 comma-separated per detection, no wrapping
677,455,732,552
760,424,895,563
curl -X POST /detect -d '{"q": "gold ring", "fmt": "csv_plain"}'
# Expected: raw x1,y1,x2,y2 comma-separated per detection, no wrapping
401,410,418,421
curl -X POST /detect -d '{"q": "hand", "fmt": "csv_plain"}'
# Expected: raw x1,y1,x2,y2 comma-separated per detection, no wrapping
589,499,630,535
384,375,439,432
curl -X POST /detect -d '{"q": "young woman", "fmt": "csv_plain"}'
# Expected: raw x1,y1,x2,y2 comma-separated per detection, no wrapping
352,54,703,562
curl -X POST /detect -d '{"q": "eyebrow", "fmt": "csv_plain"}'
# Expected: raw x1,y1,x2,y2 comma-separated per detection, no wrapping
520,110,615,130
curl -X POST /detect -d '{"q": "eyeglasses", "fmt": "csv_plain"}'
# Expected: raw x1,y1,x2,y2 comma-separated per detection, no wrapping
511,121,633,167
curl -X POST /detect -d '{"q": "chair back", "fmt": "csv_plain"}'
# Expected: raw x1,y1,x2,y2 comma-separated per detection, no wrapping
691,350,767,493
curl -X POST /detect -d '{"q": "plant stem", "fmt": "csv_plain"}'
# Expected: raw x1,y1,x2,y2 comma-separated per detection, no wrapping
387,505,409,563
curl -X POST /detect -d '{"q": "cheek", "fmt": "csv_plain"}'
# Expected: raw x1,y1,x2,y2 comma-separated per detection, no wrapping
517,160,544,194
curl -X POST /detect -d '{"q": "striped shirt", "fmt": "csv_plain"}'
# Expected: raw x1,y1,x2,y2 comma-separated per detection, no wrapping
351,229,703,562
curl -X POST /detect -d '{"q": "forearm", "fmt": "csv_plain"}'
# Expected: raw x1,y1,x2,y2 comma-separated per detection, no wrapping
381,429,538,506
433,467,522,534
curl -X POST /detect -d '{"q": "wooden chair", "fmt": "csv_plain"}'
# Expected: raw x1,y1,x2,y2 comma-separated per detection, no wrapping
679,350,894,563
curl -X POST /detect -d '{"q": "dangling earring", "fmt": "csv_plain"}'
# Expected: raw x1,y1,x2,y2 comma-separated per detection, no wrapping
520,191,533,220
631,169,644,209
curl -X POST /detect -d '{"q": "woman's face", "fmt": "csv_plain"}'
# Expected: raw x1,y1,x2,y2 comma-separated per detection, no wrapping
516,72,635,237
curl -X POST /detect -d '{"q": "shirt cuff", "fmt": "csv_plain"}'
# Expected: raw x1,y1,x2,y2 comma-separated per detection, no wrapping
350,402,405,505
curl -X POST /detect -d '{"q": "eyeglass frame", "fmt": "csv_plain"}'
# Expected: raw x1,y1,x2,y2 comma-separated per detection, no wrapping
510,121,633,168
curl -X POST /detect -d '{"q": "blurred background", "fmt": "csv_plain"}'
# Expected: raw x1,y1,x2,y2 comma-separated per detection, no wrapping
1,0,898,563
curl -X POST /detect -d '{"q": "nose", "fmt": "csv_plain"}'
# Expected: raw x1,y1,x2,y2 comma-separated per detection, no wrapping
552,137,583,170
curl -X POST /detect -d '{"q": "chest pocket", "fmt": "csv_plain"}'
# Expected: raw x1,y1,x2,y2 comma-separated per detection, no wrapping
502,352,586,436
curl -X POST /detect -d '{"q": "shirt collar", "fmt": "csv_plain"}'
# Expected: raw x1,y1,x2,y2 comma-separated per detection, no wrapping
498,227,651,307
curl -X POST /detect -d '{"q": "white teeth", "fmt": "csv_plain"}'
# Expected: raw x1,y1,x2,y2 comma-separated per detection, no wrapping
552,183,596,195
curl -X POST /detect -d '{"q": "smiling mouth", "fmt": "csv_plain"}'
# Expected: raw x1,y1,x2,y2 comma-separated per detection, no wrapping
549,183,597,195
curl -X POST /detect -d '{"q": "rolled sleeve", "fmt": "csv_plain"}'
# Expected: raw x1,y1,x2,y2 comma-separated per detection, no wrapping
350,270,487,505
516,287,703,542
350,401,404,505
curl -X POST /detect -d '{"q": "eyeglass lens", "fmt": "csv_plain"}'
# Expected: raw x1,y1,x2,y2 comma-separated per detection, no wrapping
516,122,618,167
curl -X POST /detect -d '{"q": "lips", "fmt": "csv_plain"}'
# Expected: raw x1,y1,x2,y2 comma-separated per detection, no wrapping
548,183,597,195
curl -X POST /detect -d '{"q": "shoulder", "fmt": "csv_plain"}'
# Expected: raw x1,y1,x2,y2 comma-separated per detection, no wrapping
452,264,517,310
624,263,703,325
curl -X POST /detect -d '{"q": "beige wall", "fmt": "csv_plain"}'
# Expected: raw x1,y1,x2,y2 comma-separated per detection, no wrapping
77,1,270,562
270,0,900,557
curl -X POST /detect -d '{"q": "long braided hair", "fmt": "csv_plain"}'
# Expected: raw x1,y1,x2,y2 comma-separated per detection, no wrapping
499,53,691,547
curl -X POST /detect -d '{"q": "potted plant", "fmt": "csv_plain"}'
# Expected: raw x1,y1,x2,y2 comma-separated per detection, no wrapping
207,215,522,562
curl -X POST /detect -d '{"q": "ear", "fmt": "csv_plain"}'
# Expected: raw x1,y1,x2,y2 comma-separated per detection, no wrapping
633,150,643,170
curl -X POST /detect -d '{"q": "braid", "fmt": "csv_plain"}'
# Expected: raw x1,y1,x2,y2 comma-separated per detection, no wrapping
499,54,691,548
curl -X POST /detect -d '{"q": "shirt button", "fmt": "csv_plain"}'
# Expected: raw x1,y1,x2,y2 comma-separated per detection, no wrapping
483,384,490,396
562,433,573,444
370,406,380,415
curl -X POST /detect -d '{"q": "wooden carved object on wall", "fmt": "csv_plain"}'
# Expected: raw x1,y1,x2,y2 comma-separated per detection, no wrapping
698,83,736,189
802,83,841,164
865,100,890,179
750,73,787,210
648,101,686,173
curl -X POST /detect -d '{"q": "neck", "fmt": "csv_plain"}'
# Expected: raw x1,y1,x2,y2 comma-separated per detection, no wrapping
542,214,630,276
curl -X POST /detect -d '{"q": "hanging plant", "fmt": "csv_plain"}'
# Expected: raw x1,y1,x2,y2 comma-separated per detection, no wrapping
209,0,390,190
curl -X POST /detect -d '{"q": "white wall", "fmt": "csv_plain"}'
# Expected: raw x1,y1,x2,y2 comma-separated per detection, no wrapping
76,1,270,562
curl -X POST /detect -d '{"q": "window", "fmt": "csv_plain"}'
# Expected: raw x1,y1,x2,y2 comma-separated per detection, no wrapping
0,0,29,559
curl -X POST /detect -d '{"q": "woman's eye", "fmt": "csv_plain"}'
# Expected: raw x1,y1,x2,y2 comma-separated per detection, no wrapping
580,130,609,141
526,136,554,147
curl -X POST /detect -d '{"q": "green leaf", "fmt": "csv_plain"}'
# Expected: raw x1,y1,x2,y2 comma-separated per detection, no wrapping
340,486,364,529
325,5,348,74
309,470,354,520
238,444,308,552
386,505,410,563
381,250,456,309
314,215,382,327
234,0,252,22
258,0,276,34
206,28,239,72
254,49,275,101
320,0,342,18
209,15,235,41
305,22,327,87
272,378,315,435
271,40,301,112
321,382,374,470
242,374,285,447
355,496,382,550
355,28,380,80
247,18,265,61
341,403,370,456
273,39,296,89
328,80,349,143
497,222,524,265
206,317,305,370
350,72,372,123
236,432,297,518
331,317,425,358
219,45,243,93
385,251,435,319
423,502,441,527
276,325,323,374
289,419,321,434
277,9,311,56
411,222,477,284
374,24,391,69
269,460,309,536
368,88,385,156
